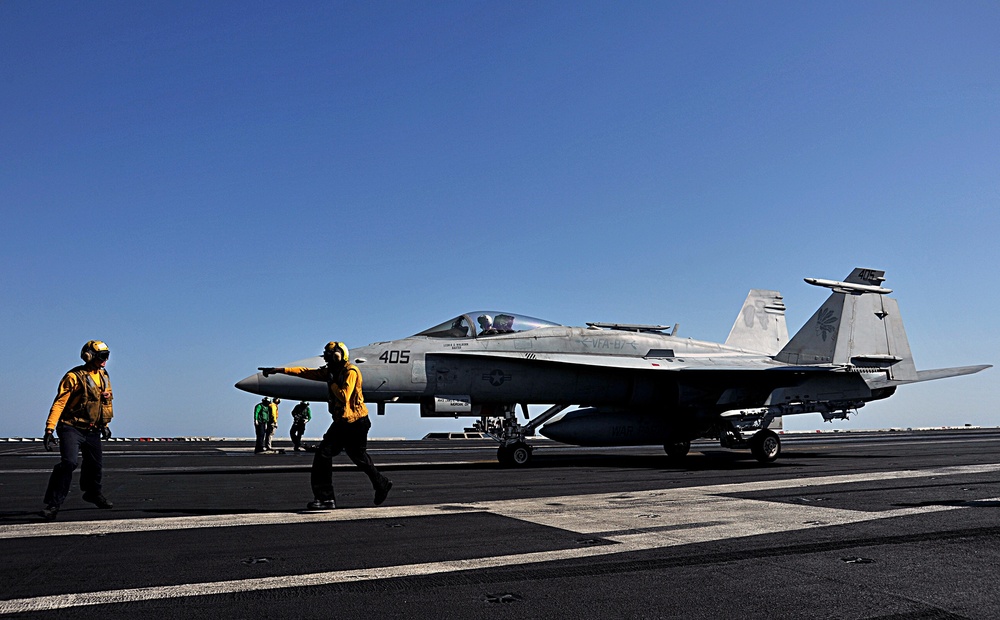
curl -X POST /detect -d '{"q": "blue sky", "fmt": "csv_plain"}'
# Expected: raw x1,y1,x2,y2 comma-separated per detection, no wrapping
2,1,997,439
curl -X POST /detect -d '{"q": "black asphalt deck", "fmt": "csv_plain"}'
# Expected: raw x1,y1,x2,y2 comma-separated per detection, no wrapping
3,430,1000,618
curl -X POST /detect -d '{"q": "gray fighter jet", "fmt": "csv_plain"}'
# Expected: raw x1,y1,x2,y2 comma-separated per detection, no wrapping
235,268,990,466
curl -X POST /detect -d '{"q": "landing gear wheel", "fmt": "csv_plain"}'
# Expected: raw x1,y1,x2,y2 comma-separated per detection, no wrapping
664,440,691,460
510,442,532,466
750,429,781,463
497,442,532,467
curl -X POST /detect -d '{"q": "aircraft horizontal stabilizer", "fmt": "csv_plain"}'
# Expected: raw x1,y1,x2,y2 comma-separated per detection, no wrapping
907,365,990,384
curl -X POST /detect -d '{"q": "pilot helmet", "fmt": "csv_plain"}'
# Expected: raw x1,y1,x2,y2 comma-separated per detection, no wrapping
81,340,110,363
477,314,493,330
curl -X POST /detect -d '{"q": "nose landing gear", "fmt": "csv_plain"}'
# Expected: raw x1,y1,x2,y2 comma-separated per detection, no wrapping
494,404,570,467
498,442,533,466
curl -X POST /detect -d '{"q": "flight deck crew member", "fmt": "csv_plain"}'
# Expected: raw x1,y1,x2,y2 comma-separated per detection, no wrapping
41,340,116,521
260,341,392,509
253,397,271,453
265,397,280,451
289,401,311,451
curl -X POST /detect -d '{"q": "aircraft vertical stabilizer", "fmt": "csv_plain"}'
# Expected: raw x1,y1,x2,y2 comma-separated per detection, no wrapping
724,289,788,355
775,268,918,381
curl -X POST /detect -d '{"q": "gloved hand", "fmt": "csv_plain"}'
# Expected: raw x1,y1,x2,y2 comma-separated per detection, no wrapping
101,426,112,440
43,430,55,452
259,367,278,377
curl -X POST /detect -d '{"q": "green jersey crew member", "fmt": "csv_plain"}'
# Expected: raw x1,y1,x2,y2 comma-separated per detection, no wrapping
41,340,116,521
260,341,392,509
253,397,272,453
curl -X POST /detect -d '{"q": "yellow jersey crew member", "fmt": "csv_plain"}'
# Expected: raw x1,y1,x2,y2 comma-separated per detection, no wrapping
266,398,280,451
41,341,116,521
260,341,392,509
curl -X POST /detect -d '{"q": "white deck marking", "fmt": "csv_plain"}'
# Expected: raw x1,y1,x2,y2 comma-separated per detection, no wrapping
2,462,999,614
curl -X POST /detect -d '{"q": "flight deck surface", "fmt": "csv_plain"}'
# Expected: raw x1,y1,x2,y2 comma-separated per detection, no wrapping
3,430,1000,618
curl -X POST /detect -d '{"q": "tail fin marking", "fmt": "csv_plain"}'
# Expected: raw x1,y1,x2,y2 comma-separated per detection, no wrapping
725,289,789,355
776,268,918,382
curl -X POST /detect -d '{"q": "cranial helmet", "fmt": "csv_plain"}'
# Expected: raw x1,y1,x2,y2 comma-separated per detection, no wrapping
323,341,349,362
477,314,493,330
81,340,110,363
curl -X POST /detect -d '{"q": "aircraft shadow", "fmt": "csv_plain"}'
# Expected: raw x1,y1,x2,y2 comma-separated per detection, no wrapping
147,466,312,476
893,499,1000,508
394,451,798,472
143,451,803,474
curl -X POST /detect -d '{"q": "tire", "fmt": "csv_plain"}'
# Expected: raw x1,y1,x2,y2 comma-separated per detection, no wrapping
750,430,781,463
498,442,532,467
510,442,532,466
664,440,691,459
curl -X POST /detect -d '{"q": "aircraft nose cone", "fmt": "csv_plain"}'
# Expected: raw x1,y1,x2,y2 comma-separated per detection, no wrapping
234,373,260,394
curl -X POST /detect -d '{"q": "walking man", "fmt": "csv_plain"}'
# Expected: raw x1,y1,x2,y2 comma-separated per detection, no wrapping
260,341,392,508
41,340,116,520
289,400,311,451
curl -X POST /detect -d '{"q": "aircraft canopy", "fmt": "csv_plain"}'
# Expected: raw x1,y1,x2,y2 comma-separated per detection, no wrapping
415,312,561,339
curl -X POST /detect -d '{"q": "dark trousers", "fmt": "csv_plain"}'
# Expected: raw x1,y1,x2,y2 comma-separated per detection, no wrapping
311,416,385,501
290,420,306,449
43,423,103,507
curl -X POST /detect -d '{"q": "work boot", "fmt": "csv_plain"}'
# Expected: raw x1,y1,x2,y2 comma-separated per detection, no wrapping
306,499,336,510
82,492,113,509
374,479,393,506
41,505,59,521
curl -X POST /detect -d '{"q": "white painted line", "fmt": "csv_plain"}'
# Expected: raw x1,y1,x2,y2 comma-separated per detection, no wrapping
1,462,997,614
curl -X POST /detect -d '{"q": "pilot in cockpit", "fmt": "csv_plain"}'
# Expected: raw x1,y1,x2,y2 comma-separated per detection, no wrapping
494,314,515,333
478,314,497,336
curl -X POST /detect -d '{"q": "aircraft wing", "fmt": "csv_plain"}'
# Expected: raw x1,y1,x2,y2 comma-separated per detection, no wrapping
431,351,990,383
432,350,797,372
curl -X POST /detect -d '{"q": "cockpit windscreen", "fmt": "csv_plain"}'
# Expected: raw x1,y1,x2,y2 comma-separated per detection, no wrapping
414,312,560,338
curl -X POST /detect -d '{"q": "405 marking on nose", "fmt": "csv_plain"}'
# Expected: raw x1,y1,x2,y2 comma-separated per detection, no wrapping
378,350,411,364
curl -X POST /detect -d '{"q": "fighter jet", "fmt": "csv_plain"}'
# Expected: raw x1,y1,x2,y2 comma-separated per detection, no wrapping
235,268,990,466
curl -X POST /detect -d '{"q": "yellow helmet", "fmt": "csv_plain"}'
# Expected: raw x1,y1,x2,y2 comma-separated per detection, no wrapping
323,341,349,362
81,340,110,363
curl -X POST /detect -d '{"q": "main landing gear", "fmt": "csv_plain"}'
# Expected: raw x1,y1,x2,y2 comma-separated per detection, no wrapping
663,440,691,460
720,423,781,463
749,429,781,463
